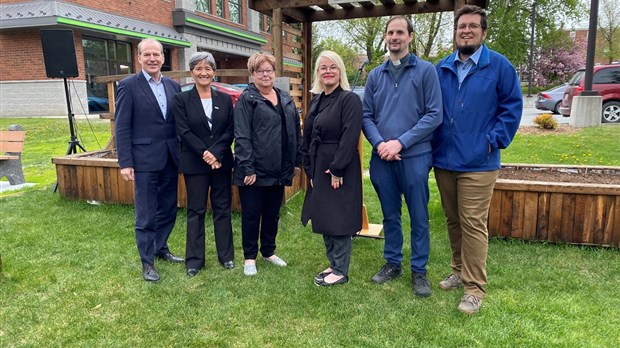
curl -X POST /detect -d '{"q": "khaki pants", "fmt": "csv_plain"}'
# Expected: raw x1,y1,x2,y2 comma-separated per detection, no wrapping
434,168,498,298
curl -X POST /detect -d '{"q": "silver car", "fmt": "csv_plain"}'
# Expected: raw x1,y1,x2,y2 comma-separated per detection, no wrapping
535,83,568,114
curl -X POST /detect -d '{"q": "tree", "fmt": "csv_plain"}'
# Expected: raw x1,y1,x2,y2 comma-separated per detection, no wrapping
486,0,583,68
336,17,387,67
410,12,452,60
532,32,586,86
598,0,620,63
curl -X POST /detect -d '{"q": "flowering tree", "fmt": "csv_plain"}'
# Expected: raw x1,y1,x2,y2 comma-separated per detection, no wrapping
532,36,586,87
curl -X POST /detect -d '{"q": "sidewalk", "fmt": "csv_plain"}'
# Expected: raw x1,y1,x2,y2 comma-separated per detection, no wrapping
0,181,35,193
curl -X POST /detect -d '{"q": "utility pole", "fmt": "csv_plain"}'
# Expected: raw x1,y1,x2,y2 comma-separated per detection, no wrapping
527,0,537,97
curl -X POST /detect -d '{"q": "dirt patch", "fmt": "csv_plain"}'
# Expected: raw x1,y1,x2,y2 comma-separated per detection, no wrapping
517,124,580,136
499,167,620,185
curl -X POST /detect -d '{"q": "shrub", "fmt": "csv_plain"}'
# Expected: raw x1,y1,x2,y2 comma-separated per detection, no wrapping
533,113,558,129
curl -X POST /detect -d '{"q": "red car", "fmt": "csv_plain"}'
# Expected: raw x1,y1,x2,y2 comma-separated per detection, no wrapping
181,81,244,106
559,64,620,123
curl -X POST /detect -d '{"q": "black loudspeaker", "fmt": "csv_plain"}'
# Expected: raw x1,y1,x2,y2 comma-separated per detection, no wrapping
40,29,79,78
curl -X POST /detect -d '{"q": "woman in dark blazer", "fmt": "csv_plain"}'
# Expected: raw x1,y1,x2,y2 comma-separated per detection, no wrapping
174,51,235,277
234,52,302,276
301,50,363,286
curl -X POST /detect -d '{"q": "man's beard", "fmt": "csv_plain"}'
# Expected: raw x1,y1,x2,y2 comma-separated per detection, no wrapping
457,44,480,56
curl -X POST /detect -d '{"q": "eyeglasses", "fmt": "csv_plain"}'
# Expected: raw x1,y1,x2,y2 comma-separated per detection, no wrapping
255,69,274,76
456,23,482,31
318,65,339,73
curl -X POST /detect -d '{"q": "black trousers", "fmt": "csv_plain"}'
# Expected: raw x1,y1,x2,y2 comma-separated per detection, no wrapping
134,152,178,266
238,185,284,260
184,170,234,269
323,235,352,276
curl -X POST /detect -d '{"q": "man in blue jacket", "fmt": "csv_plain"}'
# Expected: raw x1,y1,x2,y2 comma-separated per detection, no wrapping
363,16,442,297
115,38,183,281
433,5,523,314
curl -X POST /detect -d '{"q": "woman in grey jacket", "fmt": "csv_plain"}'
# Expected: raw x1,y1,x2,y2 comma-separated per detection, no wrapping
233,52,301,276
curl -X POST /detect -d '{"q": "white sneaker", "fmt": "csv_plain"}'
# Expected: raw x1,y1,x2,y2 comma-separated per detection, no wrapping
244,263,257,276
263,255,287,267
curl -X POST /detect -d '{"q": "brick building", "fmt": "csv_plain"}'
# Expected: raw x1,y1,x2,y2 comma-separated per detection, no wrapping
0,0,283,116
567,28,611,66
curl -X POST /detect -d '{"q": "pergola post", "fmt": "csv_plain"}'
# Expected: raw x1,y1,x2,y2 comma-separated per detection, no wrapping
272,8,283,75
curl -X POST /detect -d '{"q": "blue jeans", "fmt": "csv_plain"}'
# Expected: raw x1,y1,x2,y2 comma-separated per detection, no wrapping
369,152,432,273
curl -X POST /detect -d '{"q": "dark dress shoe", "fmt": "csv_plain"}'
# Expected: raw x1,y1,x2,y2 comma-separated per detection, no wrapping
143,264,160,282
314,270,332,282
156,252,184,263
222,261,234,269
314,275,349,287
187,268,199,277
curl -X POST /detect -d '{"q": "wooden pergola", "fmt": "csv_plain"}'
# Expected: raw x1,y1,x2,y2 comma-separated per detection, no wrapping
250,0,488,116
248,0,488,237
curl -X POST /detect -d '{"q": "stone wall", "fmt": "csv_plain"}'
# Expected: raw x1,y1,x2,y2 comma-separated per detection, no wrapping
0,80,88,117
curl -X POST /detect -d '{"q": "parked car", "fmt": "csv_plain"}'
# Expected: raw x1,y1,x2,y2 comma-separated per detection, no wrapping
534,83,567,114
350,86,364,101
559,64,620,123
87,96,109,112
180,81,244,106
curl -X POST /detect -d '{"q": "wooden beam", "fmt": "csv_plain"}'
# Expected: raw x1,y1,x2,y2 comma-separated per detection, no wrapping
306,0,458,22
300,21,311,191
253,0,330,11
273,9,284,76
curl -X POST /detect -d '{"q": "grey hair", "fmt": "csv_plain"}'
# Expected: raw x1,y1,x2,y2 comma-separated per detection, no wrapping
189,51,216,71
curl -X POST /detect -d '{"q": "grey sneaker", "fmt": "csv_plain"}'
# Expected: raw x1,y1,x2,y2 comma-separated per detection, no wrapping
412,272,432,297
458,294,482,315
244,263,257,276
263,255,287,267
439,273,463,290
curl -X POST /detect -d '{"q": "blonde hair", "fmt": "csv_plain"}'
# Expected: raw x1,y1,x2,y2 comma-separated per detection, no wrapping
310,50,350,94
247,52,277,75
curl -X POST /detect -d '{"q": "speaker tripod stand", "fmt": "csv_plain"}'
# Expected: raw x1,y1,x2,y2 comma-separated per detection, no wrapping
53,77,86,193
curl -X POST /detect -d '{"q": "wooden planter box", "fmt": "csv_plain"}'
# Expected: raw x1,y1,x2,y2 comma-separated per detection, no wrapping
488,164,620,248
53,150,302,211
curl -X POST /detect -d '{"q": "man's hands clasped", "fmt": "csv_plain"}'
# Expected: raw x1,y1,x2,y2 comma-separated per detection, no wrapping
377,140,402,161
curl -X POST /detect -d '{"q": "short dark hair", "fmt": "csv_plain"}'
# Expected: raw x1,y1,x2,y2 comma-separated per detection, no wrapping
385,16,414,35
454,5,487,31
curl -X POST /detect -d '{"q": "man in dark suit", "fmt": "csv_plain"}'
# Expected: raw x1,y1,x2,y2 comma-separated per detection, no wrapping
115,38,183,281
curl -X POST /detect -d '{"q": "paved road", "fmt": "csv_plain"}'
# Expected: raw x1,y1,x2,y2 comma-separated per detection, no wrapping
520,96,570,127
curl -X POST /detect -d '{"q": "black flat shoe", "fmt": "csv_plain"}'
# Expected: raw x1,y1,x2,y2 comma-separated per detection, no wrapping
314,275,349,287
187,268,199,277
222,261,234,269
156,252,184,263
143,264,160,282
314,270,332,282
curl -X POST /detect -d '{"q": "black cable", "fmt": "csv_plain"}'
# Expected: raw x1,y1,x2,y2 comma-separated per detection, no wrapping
70,79,102,149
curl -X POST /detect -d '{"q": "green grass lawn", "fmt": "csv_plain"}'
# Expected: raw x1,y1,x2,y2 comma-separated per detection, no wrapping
1,118,619,347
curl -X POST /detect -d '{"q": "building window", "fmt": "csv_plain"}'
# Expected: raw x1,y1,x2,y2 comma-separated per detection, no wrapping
82,37,132,113
216,0,224,18
229,0,242,23
195,0,211,14
259,14,272,33
162,48,172,72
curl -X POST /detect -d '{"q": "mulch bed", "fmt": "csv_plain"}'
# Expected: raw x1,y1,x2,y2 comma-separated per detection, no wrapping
516,124,579,136
499,167,620,185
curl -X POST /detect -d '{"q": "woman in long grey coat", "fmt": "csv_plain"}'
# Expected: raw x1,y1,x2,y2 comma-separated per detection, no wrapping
301,51,363,286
